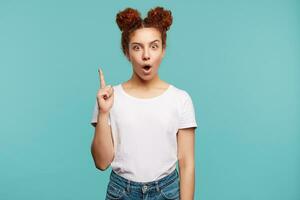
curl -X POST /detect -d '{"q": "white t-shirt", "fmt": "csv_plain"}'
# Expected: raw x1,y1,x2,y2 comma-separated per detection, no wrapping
90,83,197,182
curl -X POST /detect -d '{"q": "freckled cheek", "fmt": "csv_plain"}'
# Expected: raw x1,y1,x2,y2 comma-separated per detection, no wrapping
130,55,142,65
153,57,163,67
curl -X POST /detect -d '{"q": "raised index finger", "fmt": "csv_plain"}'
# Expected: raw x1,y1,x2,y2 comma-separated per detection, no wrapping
98,68,106,89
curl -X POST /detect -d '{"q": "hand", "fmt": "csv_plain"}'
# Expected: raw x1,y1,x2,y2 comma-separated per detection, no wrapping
96,68,114,114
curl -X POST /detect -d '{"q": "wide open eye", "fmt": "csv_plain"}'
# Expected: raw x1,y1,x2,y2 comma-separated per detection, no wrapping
133,45,140,50
151,44,158,49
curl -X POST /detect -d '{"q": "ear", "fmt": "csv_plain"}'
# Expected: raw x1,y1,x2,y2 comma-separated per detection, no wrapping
125,51,131,62
162,48,166,58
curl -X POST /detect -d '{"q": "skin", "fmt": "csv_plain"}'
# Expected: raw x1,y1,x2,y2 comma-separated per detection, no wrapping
98,27,196,200
122,27,169,97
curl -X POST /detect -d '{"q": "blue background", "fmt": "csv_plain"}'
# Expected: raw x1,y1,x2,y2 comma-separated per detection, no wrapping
0,1,299,199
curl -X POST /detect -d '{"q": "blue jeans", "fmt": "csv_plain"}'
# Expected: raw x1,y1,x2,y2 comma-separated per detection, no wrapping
105,168,180,200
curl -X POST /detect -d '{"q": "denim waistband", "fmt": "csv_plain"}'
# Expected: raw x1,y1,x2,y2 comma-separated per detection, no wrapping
109,169,179,192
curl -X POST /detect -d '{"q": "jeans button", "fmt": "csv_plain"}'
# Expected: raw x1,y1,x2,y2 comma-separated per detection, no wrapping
142,185,148,193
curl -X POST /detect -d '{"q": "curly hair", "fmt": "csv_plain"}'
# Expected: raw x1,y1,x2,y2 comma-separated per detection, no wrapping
116,6,173,57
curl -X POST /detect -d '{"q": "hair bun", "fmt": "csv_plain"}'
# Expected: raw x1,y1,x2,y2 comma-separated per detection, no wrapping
145,6,173,31
116,8,142,32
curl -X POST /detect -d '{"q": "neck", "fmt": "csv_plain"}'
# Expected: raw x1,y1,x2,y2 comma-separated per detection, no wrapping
128,71,163,89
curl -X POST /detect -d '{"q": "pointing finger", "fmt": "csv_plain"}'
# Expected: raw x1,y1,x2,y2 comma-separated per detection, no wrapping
98,68,106,89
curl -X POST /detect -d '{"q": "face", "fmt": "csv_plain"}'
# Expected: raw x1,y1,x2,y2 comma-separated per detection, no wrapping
126,27,165,81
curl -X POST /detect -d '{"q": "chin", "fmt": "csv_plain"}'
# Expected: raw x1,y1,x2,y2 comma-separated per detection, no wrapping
139,76,153,81
137,74,155,81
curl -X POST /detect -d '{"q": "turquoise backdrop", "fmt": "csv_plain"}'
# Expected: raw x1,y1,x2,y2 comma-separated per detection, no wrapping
0,1,299,200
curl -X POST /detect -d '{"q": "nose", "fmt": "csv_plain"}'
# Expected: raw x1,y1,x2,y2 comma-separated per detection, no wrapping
143,56,150,61
142,48,150,61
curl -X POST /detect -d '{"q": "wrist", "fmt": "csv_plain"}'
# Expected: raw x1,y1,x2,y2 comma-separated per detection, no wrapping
98,111,109,117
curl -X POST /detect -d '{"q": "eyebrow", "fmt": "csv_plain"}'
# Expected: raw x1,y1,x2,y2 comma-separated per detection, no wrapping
130,39,160,46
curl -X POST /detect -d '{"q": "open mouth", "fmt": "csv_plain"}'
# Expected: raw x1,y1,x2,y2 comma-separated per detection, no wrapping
142,65,152,74
143,65,151,70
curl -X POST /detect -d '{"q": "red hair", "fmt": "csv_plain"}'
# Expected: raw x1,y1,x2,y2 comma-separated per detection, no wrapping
116,6,173,56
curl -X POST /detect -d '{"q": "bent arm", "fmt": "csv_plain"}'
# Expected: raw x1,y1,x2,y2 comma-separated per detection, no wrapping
91,112,114,170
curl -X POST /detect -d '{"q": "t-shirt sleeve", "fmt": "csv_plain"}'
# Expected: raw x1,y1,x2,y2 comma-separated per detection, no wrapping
90,99,111,127
178,91,198,130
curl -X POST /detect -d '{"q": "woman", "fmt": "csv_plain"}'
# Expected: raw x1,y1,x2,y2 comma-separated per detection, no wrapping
91,6,197,200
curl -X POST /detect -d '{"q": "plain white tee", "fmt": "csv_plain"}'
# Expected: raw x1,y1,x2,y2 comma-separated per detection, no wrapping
90,83,197,182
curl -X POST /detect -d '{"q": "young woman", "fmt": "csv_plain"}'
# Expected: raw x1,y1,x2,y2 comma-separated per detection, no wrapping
91,6,197,200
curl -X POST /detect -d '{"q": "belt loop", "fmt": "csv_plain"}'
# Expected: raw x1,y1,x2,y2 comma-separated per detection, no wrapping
126,180,130,192
155,181,159,192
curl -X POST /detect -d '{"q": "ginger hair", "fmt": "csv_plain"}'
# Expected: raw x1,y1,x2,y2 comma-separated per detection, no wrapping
116,6,173,57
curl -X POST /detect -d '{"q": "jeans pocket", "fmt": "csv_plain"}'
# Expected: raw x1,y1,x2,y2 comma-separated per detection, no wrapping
160,178,180,200
106,181,125,200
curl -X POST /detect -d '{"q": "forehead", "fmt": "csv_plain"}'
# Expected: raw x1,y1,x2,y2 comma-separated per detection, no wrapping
130,27,161,44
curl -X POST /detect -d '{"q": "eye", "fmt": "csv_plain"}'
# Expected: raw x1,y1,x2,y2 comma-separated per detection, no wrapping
133,45,140,51
151,44,159,49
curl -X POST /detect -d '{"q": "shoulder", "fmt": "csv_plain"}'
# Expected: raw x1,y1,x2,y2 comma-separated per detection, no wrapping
111,83,122,92
170,84,192,101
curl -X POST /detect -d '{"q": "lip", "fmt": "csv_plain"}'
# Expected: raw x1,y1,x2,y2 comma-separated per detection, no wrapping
142,65,152,75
